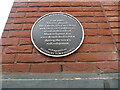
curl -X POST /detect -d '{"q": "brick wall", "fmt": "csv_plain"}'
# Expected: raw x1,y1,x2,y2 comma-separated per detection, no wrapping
1,1,119,73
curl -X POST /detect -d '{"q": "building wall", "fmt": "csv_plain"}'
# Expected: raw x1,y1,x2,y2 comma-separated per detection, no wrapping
1,1,119,73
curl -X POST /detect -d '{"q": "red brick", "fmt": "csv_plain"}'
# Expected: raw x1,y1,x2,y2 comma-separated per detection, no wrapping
13,3,28,7
11,8,17,13
49,2,71,6
17,7,38,12
108,17,119,22
92,2,101,6
104,6,119,11
82,23,97,29
9,31,30,37
94,12,104,17
102,2,120,6
105,11,119,16
110,22,119,28
4,24,22,30
76,53,118,62
19,38,32,45
83,36,100,44
30,64,61,73
112,29,120,35
66,12,94,17
1,38,19,46
77,44,117,52
85,30,111,36
26,12,48,17
9,13,25,18
77,17,107,23
14,18,37,23
6,19,14,24
22,24,33,30
100,36,113,43
2,64,30,72
63,62,118,73
46,53,77,62
97,23,109,29
1,54,15,63
114,36,120,43
17,54,45,63
82,7,102,11
61,7,82,12
71,2,92,6
0,46,6,54
33,47,40,54
1,31,8,38
29,2,49,6
40,7,60,12
6,45,33,53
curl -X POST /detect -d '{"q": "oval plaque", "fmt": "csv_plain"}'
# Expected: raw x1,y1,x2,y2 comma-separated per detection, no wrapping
31,12,84,57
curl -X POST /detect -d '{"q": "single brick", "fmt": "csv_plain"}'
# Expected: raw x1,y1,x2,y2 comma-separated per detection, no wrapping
60,7,82,12
6,18,14,24
9,13,25,18
30,64,61,73
13,3,28,7
63,62,118,73
19,38,32,45
26,12,48,17
82,7,102,11
4,24,22,30
108,17,119,22
104,6,119,11
40,7,60,12
9,31,30,37
94,12,104,17
29,2,49,7
1,31,9,38
112,29,120,35
49,2,71,6
14,18,37,23
105,11,119,16
97,23,109,29
77,44,117,52
6,45,33,53
16,54,45,63
82,23,98,29
114,36,120,43
100,36,113,43
110,22,119,28
11,8,17,13
22,24,33,30
1,38,19,46
76,53,118,61
102,2,119,6
2,64,30,72
1,54,15,63
71,2,92,6
17,7,38,12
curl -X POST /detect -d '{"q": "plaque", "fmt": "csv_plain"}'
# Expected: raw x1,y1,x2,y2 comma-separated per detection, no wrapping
31,12,84,57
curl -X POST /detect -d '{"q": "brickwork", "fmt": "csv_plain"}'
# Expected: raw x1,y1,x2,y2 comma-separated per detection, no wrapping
1,2,119,73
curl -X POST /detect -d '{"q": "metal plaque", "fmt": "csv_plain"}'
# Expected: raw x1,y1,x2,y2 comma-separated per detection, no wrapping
31,12,84,57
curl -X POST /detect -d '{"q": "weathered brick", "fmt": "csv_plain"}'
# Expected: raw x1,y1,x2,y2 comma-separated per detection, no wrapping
2,64,30,72
49,2,71,6
30,64,61,73
104,6,119,11
105,11,119,16
22,24,33,30
29,2,49,6
9,31,30,37
63,62,118,73
13,3,28,7
11,8,17,13
26,12,48,17
97,23,109,29
114,36,120,43
16,54,45,63
108,17,119,22
85,30,111,36
102,2,119,6
1,31,8,38
71,2,92,6
61,7,82,12
77,44,117,52
40,7,60,12
14,18,37,23
82,7,102,11
112,29,120,35
6,18,14,24
19,38,32,45
100,36,113,43
1,38,19,46
17,7,38,12
110,22,119,28
6,45,33,53
1,54,15,63
9,13,25,18
4,24,22,30
76,53,118,61
33,47,40,54
82,23,97,29
94,12,104,17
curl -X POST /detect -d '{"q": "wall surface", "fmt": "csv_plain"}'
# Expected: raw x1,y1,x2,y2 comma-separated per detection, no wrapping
1,1,119,74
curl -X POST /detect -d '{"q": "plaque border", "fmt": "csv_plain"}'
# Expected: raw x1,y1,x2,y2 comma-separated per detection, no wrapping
31,12,84,57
